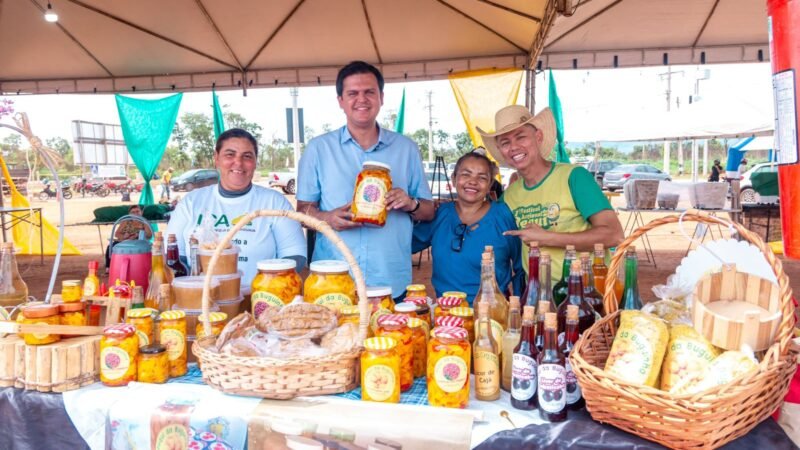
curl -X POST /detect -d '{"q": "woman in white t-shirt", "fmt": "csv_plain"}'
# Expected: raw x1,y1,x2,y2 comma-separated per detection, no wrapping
167,129,307,286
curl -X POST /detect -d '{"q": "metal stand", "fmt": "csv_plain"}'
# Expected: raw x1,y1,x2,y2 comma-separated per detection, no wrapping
430,155,454,202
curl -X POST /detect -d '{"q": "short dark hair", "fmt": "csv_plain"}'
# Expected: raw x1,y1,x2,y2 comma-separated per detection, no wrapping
336,61,384,97
453,149,494,179
215,128,258,156
128,204,142,213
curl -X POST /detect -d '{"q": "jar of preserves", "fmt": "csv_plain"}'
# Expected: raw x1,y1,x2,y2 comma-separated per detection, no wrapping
434,315,465,329
351,161,392,227
360,337,401,403
366,286,394,313
59,301,87,326
158,310,187,377
137,344,169,384
405,284,427,300
427,326,471,408
196,311,228,338
375,314,413,392
126,308,156,347
61,280,82,303
393,302,418,321
434,293,466,318
338,305,361,328
407,318,427,379
21,304,60,345
406,296,431,330
450,307,475,344
100,324,139,386
251,259,302,318
304,260,356,311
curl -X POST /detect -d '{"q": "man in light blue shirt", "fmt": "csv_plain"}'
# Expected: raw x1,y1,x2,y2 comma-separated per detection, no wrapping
297,61,434,299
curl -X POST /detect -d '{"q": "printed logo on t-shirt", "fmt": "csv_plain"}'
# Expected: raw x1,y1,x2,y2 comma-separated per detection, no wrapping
511,203,560,230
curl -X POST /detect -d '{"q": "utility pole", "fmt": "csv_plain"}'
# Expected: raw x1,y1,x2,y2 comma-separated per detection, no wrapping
290,88,300,169
658,68,685,112
426,90,434,163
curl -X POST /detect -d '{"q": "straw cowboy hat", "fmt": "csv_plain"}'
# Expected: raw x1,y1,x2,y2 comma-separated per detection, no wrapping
476,105,556,166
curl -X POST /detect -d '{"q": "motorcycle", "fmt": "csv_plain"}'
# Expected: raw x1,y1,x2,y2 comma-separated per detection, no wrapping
73,179,111,197
38,182,73,200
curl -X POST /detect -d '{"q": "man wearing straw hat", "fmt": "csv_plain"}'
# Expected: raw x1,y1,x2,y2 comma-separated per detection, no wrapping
477,105,623,283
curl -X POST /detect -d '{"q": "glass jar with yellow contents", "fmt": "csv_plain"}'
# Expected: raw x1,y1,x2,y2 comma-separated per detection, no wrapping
366,286,394,313
450,307,475,344
126,308,156,348
304,260,356,311
393,302,418,321
360,337,401,403
434,293,466,318
375,314,413,392
100,324,139,387
407,318,427,379
61,280,83,303
137,344,169,384
351,161,392,227
158,310,187,377
406,296,431,330
405,284,427,299
21,304,61,345
251,259,302,319
59,301,87,326
338,305,361,328
427,326,471,408
196,311,228,338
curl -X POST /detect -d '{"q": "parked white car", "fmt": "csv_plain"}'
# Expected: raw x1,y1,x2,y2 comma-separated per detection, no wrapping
267,169,297,194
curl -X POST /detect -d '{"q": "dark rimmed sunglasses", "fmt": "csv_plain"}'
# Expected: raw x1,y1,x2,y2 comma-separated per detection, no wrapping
451,223,468,252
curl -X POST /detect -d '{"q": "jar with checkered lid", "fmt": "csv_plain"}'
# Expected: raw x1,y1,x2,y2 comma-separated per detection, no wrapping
407,318,428,378
405,296,431,329
361,337,401,403
449,307,475,344
427,326,471,408
159,310,187,377
434,315,465,330
100,323,139,386
126,308,156,347
434,293,466,319
375,314,413,392
196,311,228,338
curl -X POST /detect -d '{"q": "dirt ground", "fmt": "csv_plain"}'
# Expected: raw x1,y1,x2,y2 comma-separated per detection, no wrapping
11,187,800,304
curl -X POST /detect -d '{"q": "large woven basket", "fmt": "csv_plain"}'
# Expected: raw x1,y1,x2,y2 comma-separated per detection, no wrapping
570,210,797,449
192,210,369,399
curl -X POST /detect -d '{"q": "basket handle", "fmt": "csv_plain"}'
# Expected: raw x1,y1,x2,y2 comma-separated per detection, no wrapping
602,209,795,356
199,209,369,343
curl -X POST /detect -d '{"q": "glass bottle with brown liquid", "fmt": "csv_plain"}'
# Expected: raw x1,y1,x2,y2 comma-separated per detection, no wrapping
474,301,500,401
519,242,540,308
534,301,549,354
511,305,538,410
166,234,188,278
557,260,596,335
561,304,584,410
580,252,605,318
591,243,608,296
145,234,170,310
537,312,567,422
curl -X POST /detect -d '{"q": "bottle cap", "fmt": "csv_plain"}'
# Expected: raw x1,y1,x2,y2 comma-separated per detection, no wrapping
544,312,557,330
484,245,494,252
431,326,468,340
594,243,604,252
566,244,575,251
362,160,391,171
530,241,539,248
257,259,297,271
434,315,464,328
88,260,99,270
366,286,392,298
580,252,591,261
509,296,520,309
393,302,417,313
626,246,637,254
522,305,535,321
537,301,550,314
540,252,551,263
567,304,579,321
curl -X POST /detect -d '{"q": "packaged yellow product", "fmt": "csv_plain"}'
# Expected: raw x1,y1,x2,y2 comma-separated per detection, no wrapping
660,324,720,394
641,299,691,326
693,350,759,392
604,310,669,387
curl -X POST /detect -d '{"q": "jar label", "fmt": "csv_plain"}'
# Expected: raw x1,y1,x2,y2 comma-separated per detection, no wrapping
135,330,150,347
354,176,388,216
155,424,190,450
314,293,353,309
160,329,185,361
363,364,397,401
474,350,500,397
251,291,285,318
83,283,97,297
32,321,52,340
565,359,582,405
369,308,392,333
101,346,131,380
538,363,566,413
511,354,537,401
474,320,504,354
434,355,468,393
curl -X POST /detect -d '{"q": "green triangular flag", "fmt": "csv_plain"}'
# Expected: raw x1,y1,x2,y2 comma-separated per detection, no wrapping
115,93,183,205
549,69,569,163
213,90,225,140
394,88,406,134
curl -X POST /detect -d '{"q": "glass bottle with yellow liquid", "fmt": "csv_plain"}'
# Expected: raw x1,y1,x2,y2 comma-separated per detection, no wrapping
145,234,171,310
474,301,500,401
501,295,521,392
0,242,28,308
475,251,507,351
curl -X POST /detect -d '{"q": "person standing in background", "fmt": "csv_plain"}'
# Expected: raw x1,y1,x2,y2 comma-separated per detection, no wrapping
160,168,174,201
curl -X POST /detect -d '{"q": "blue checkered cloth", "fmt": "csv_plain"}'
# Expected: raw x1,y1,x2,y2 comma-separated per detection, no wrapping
171,364,430,405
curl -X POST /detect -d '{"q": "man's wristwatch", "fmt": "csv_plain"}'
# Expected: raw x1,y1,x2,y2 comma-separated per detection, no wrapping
409,197,421,214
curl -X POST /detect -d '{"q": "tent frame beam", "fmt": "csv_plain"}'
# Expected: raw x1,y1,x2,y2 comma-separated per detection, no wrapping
692,0,721,48
435,0,526,53
193,0,244,70
361,0,383,64
246,0,307,69
545,0,624,50
476,0,542,23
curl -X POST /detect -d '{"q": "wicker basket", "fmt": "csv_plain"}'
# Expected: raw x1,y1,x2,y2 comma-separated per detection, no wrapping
570,210,797,449
192,210,369,399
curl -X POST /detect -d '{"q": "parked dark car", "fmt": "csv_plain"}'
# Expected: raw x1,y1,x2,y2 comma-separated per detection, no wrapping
586,160,621,184
171,169,219,192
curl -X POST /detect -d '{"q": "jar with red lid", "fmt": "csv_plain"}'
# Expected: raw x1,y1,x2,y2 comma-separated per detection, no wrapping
375,314,413,392
405,296,431,329
434,315,465,330
434,293,466,319
450,307,475,344
100,323,139,386
427,326,471,408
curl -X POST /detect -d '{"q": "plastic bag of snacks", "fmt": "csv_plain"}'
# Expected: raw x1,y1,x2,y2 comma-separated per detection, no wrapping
691,350,759,392
651,274,694,308
642,300,692,326
660,325,720,394
605,310,669,387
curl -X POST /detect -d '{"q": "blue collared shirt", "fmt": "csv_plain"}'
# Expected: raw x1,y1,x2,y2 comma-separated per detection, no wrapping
297,125,432,297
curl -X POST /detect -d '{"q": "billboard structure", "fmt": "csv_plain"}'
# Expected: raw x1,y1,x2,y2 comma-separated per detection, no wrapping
71,120,132,177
